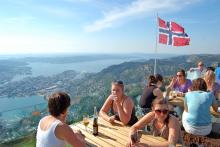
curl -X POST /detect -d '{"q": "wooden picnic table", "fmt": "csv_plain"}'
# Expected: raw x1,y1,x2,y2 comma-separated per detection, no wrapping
71,117,171,147
168,96,184,108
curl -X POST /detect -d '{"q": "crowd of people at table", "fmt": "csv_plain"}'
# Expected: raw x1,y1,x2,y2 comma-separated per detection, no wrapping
36,61,220,147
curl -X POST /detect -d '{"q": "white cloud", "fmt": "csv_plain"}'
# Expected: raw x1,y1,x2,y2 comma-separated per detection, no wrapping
84,0,199,32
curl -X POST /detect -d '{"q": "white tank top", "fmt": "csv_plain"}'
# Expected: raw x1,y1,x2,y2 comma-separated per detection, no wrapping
36,117,66,147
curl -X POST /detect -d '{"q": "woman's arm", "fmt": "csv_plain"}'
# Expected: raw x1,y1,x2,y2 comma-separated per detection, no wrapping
211,97,218,112
56,123,85,147
99,95,114,122
127,112,155,146
167,116,181,145
167,77,177,90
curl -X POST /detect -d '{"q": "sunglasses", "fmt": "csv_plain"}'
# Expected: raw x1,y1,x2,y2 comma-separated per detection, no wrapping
155,109,169,115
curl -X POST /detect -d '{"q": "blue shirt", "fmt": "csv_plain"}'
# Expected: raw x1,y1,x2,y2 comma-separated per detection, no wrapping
185,91,216,126
216,67,220,85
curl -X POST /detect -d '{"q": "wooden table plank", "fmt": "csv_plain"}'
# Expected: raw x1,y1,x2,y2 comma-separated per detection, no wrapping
77,123,124,147
97,117,166,144
71,125,99,147
71,117,169,147
86,123,126,146
72,123,112,147
168,97,184,107
98,118,166,144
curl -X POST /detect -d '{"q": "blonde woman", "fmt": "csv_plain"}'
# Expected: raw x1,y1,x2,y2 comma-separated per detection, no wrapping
204,70,220,100
99,80,138,126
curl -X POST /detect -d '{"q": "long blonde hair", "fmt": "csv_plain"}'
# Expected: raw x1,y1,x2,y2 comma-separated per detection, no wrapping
204,70,215,88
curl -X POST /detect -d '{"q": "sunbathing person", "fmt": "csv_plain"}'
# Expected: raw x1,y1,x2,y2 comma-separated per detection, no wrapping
99,80,138,126
36,92,85,147
128,98,182,147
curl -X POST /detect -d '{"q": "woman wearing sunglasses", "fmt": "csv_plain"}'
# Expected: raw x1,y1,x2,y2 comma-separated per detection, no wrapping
167,69,192,94
128,98,182,147
166,69,192,119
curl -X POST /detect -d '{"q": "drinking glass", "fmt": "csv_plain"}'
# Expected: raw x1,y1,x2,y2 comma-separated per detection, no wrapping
131,130,141,145
83,115,89,132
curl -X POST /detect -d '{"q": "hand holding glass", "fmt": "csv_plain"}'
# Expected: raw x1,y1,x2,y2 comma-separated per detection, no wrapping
131,131,141,145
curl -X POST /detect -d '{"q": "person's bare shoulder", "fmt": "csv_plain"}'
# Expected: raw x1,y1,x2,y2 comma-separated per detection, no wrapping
124,96,134,105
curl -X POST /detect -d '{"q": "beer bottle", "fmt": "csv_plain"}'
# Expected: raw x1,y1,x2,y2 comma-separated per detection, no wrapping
93,106,98,136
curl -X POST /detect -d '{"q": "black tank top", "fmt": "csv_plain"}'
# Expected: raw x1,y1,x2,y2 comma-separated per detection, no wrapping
139,85,157,108
110,98,138,126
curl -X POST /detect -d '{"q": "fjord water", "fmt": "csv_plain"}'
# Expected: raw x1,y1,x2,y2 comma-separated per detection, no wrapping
0,54,173,117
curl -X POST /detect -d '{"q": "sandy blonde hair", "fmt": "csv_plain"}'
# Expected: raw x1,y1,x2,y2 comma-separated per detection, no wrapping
204,70,215,85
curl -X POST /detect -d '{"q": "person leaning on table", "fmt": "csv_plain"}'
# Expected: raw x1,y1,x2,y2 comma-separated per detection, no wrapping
128,98,182,147
36,92,85,147
99,80,138,126
182,78,218,136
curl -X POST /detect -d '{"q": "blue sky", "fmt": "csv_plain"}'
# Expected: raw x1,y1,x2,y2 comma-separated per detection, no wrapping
0,0,219,55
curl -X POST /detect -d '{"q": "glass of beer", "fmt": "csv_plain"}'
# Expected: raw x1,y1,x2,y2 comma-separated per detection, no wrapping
83,115,89,132
131,130,141,145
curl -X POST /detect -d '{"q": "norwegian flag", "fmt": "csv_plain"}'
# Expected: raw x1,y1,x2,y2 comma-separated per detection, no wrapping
158,17,190,46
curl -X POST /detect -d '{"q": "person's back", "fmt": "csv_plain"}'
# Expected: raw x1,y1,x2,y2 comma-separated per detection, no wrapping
185,91,214,126
139,85,157,109
182,78,218,136
139,75,163,114
36,92,85,147
37,116,65,147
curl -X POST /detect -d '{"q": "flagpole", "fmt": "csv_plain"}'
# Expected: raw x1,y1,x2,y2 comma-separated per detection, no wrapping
154,13,158,75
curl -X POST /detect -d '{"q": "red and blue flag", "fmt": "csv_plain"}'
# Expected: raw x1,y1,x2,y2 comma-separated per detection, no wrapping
158,17,190,46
